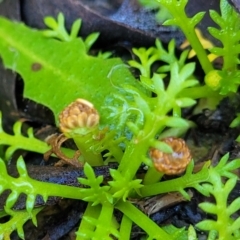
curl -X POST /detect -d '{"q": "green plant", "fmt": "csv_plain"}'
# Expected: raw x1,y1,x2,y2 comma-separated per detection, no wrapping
141,0,240,110
0,0,239,239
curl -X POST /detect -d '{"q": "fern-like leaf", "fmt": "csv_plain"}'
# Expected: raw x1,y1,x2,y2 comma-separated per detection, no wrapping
78,163,113,205
0,208,42,239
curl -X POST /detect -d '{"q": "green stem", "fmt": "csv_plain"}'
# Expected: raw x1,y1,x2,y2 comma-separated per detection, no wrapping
160,1,213,74
140,166,209,197
73,135,103,166
119,214,132,240
94,204,119,238
116,200,172,239
143,167,164,185
118,111,168,181
0,129,78,161
3,172,89,203
181,27,213,74
118,140,147,180
180,85,224,112
179,85,221,99
77,203,101,240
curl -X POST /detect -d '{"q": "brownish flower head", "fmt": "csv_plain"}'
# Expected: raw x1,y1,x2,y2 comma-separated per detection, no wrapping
59,98,99,134
149,137,192,175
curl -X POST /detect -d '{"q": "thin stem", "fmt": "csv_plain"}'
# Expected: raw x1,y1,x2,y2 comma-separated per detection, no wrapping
116,200,172,239
94,203,119,238
76,203,101,240
140,166,209,197
118,140,148,180
143,167,164,185
179,85,221,99
73,136,103,166
119,214,132,240
160,1,213,74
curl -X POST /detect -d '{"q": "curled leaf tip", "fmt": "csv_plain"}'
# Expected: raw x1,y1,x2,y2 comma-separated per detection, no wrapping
149,137,192,175
59,98,100,134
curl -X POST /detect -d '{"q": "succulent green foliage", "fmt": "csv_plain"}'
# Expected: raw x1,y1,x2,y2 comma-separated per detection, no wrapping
0,157,89,213
118,214,132,240
108,169,142,201
0,112,49,160
140,160,211,199
0,112,75,161
128,39,189,79
0,208,42,240
116,200,173,239
77,204,120,240
156,0,240,98
43,12,100,52
0,14,140,130
111,39,197,141
78,163,113,205
115,49,198,183
71,128,124,166
0,156,48,213
155,0,213,74
196,155,240,239
43,12,81,42
204,0,240,95
0,1,240,238
208,0,240,70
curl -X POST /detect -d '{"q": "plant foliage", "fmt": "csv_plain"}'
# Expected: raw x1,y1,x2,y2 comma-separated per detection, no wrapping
0,0,239,239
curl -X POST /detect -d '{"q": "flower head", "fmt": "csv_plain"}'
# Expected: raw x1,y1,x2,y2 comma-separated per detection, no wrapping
149,137,192,175
59,98,99,135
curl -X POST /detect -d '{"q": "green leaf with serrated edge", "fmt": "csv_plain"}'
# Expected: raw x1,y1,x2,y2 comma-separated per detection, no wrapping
0,16,142,128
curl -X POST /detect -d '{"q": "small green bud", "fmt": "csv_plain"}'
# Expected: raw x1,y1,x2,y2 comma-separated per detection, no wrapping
205,70,222,91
